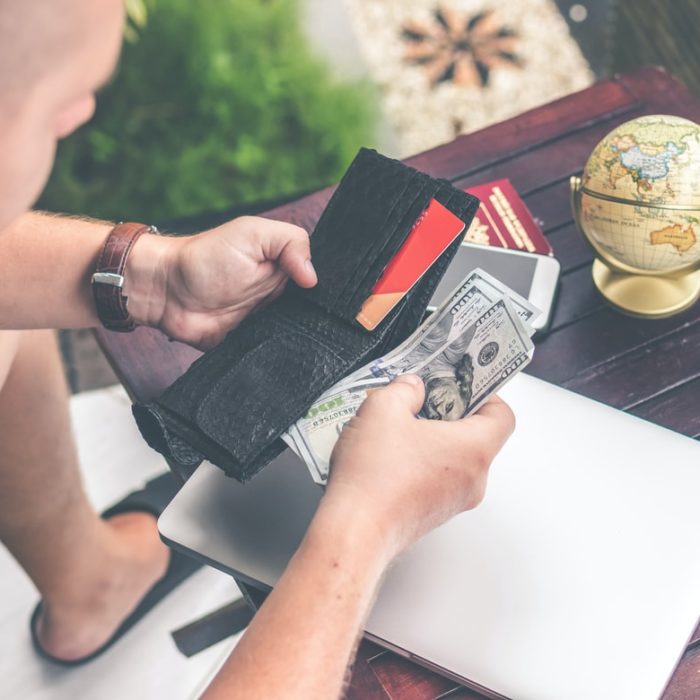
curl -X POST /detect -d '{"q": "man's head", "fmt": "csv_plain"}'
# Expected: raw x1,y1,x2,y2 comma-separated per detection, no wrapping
0,0,124,231
422,353,475,421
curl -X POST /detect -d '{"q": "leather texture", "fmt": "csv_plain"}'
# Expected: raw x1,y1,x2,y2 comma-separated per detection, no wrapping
133,149,480,482
93,222,152,332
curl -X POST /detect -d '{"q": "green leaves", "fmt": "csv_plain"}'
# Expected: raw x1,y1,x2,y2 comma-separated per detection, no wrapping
40,0,375,223
124,0,150,42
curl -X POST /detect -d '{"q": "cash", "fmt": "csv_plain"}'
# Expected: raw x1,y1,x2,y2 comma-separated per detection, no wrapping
283,268,539,484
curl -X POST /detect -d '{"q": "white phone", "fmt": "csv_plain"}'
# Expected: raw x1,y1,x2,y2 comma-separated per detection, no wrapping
429,242,561,332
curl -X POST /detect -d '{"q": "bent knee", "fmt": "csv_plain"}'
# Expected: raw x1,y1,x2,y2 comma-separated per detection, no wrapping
0,330,22,390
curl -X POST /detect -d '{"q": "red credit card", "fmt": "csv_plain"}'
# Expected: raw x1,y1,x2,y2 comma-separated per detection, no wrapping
356,199,465,331
464,179,553,256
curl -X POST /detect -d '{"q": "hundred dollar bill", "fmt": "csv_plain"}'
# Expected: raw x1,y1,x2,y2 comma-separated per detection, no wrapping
337,270,536,391
282,423,329,484
285,378,390,484
363,267,535,377
443,268,539,329
281,423,312,467
416,296,532,420
289,296,533,484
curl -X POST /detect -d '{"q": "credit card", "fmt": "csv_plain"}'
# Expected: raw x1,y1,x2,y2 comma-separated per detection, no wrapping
356,199,466,331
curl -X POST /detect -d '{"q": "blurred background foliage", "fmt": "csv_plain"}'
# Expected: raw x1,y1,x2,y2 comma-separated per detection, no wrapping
39,0,376,223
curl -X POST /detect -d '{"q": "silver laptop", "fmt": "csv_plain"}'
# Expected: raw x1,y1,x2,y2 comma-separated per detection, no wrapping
159,374,700,700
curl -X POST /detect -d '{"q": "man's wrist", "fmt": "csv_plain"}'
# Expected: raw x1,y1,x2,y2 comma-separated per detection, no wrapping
306,493,397,574
122,232,180,329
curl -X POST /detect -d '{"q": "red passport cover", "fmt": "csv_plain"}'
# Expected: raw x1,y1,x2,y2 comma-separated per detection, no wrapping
464,179,553,256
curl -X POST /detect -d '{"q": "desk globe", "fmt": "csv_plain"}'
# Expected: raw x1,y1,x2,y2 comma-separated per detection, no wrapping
571,114,700,317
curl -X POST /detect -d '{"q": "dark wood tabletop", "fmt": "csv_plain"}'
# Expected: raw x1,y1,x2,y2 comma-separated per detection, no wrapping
97,66,700,699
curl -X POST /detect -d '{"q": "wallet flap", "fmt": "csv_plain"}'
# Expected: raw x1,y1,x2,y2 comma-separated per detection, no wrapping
300,149,479,328
301,150,432,323
195,331,337,466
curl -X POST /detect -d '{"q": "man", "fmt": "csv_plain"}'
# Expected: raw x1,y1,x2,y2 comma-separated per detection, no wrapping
0,1,514,697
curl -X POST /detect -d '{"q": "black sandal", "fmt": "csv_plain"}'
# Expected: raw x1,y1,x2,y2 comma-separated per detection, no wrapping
30,472,202,666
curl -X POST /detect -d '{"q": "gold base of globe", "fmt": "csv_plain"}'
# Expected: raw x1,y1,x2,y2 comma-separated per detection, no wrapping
592,259,700,318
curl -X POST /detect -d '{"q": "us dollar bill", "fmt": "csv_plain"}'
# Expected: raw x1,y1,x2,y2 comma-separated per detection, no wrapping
416,296,532,420
364,268,535,376
426,268,539,342
336,268,536,391
287,290,534,485
283,378,390,484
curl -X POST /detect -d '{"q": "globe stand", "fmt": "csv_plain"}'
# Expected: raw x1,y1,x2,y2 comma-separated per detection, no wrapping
592,258,700,318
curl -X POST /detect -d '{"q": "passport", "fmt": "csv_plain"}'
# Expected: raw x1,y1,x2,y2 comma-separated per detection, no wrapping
464,179,553,256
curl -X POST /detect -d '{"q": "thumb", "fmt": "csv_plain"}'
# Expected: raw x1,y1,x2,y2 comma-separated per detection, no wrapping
275,230,317,289
374,374,426,417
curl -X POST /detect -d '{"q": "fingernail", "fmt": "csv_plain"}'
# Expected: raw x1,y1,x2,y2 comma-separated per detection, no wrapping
305,259,316,275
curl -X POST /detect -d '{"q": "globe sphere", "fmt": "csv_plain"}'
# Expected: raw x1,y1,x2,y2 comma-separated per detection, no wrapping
578,115,700,274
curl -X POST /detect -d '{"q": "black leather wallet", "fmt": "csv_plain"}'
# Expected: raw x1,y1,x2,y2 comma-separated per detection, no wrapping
133,149,479,481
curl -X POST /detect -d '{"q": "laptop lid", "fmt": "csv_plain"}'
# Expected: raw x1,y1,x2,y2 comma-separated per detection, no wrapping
159,374,700,700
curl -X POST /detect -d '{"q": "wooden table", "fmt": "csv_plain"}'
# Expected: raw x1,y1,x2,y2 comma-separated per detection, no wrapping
97,66,700,699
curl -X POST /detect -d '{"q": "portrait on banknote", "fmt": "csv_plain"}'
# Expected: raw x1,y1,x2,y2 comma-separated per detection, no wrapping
419,326,476,420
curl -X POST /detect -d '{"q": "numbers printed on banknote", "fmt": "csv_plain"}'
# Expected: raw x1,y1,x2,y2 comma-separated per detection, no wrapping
283,268,539,485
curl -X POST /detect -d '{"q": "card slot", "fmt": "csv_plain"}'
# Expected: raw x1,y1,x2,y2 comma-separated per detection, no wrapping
305,150,439,318
343,177,444,315
436,180,481,220
345,183,479,328
333,169,428,311
335,171,436,309
308,150,423,312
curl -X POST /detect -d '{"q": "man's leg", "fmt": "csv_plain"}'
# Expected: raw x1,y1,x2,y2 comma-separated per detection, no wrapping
0,330,169,661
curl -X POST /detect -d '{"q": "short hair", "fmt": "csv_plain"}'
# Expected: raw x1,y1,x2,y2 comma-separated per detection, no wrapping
0,0,80,103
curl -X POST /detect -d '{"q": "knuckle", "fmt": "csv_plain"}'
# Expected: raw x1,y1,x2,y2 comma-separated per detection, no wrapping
502,403,516,433
235,215,255,228
470,445,493,473
356,390,385,416
360,384,409,417
464,478,487,509
293,224,309,239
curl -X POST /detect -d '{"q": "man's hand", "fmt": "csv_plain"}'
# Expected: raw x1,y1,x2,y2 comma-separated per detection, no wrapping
203,375,514,700
129,216,317,350
322,374,515,560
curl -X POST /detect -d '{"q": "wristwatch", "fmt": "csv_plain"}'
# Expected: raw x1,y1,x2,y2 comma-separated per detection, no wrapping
91,222,158,332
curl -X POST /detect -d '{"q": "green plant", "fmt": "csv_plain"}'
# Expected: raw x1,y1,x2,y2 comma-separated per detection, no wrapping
39,0,375,222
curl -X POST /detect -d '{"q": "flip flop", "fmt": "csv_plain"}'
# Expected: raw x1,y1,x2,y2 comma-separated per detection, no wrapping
30,472,202,666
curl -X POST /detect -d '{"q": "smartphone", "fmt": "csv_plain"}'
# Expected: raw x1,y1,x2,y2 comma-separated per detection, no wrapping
429,243,561,333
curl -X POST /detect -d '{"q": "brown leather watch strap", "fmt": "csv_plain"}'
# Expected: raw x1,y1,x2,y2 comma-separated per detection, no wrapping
92,222,156,332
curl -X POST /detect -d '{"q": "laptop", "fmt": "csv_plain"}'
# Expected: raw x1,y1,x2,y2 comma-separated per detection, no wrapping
159,374,700,700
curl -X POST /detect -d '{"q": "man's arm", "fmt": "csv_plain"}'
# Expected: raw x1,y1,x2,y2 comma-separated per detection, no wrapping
203,376,515,699
0,212,316,348
204,498,387,699
0,213,113,330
